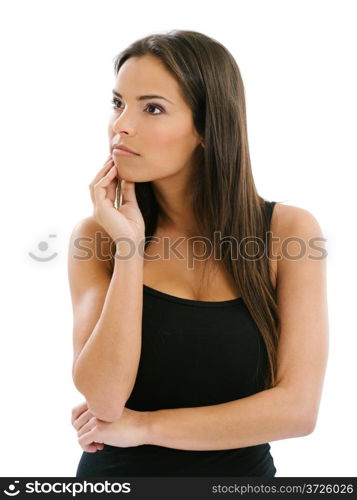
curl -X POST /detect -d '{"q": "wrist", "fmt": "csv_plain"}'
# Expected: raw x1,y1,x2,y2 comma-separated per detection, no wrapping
114,239,145,262
140,411,158,446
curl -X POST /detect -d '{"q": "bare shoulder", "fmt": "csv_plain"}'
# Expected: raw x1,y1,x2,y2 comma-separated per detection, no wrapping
272,202,323,235
271,202,324,254
68,215,114,276
271,203,327,292
71,215,113,240
268,202,326,291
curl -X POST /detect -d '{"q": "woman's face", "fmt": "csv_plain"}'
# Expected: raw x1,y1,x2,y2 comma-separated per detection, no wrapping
108,54,203,182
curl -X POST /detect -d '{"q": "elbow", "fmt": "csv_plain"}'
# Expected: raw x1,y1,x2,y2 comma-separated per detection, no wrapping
87,403,124,422
85,394,125,422
278,387,318,437
294,409,318,436
73,376,124,422
303,413,318,435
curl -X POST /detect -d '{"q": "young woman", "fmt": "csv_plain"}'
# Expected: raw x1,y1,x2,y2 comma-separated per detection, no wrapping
69,30,329,477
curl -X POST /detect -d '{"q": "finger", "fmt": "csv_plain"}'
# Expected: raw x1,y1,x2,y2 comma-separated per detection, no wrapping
77,417,95,438
91,157,114,181
89,158,114,189
73,409,91,430
104,166,120,202
83,442,104,453
71,401,88,425
121,179,138,205
78,426,99,447
94,166,118,204
106,177,119,205
82,443,98,453
73,405,88,424
88,157,114,207
88,157,113,194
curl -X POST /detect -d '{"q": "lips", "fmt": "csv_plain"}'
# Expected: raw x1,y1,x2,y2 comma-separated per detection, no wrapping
112,144,139,155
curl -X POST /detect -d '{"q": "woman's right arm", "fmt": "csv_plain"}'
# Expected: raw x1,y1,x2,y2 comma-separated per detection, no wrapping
68,216,144,423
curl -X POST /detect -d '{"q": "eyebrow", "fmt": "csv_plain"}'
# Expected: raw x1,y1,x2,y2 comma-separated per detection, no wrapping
112,89,174,104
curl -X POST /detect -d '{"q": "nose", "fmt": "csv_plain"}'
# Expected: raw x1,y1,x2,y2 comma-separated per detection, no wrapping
112,111,136,136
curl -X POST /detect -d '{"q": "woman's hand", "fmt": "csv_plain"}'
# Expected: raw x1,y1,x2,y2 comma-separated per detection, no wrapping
88,154,145,246
72,400,150,452
71,400,104,453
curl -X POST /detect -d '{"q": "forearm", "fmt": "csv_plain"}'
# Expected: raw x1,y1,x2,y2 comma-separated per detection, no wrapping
73,245,144,420
145,387,312,451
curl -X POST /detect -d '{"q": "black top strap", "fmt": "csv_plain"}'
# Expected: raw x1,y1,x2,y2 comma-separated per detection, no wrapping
266,200,276,226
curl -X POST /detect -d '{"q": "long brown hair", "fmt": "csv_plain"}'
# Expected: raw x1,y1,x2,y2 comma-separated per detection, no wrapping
108,30,281,390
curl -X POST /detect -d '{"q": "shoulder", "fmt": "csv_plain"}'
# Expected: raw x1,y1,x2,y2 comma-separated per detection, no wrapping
68,215,114,274
268,202,326,287
270,202,326,281
271,202,324,249
70,215,115,244
70,215,112,237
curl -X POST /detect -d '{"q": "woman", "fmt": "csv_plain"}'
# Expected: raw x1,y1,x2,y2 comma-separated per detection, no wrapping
69,30,329,477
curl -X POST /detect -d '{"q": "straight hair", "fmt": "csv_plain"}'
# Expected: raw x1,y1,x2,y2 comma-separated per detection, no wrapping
108,30,281,390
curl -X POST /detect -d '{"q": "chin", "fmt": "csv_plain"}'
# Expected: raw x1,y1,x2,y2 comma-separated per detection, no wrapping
116,168,152,183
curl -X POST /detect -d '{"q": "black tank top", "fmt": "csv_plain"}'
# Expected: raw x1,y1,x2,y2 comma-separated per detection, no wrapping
76,201,277,477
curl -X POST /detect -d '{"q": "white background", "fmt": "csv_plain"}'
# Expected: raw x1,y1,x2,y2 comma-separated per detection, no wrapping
0,0,355,477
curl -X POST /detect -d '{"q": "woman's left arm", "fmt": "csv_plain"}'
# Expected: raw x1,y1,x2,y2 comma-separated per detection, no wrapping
143,206,329,451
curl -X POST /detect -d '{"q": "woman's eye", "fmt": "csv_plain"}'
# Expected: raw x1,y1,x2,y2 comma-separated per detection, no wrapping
111,97,123,110
110,98,164,115
145,103,164,115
